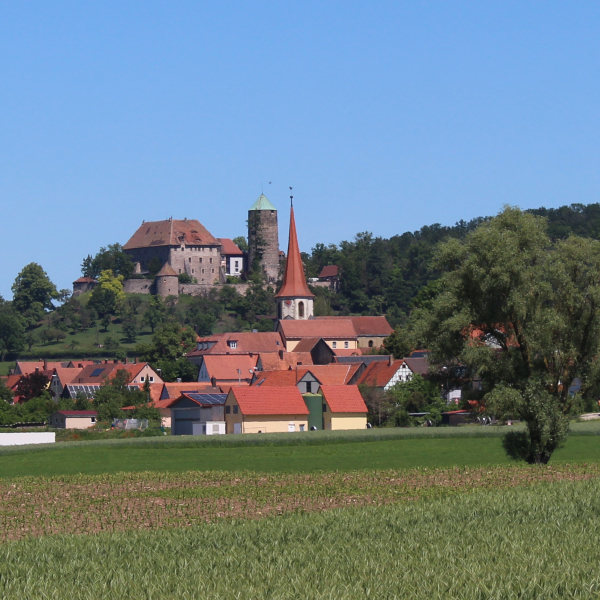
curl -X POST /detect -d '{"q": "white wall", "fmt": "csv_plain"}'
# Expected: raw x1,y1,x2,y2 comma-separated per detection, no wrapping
0,432,55,446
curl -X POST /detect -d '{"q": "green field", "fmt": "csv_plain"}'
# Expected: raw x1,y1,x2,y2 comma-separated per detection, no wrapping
2,476,600,598
2,423,600,478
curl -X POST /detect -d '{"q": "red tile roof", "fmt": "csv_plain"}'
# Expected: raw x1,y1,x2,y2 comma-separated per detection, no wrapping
15,361,69,375
73,277,97,284
318,265,338,278
229,387,309,415
71,362,158,385
357,360,406,387
218,238,244,256
202,355,258,382
275,207,314,299
189,332,284,355
332,349,362,357
320,385,367,413
257,352,313,371
123,219,219,250
315,316,393,336
51,367,84,385
54,411,98,416
253,364,360,387
279,319,357,340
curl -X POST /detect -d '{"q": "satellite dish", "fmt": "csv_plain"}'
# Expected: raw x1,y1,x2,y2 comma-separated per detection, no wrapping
310,426,317,431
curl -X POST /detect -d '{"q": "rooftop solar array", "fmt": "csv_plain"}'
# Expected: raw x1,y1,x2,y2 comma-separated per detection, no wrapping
66,384,139,399
185,393,227,406
90,368,105,377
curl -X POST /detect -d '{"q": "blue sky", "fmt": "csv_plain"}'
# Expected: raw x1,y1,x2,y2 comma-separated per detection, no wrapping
1,1,599,298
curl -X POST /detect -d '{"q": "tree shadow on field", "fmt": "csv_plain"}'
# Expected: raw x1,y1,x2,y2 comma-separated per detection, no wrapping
502,431,531,462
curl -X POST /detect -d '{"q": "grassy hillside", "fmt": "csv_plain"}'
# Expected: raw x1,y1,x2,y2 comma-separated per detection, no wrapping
1,475,600,598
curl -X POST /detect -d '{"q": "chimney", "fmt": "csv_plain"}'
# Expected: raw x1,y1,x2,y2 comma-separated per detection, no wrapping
176,378,182,383
44,359,47,371
114,359,118,364
389,355,393,366
105,360,108,364
211,376,217,387
279,350,284,360
35,367,39,373
134,357,137,364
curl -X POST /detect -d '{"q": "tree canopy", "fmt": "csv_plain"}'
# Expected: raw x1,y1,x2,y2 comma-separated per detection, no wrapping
413,207,600,464
81,244,134,280
11,263,58,327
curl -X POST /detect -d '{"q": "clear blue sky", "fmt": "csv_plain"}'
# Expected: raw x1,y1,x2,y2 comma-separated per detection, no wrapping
2,1,599,298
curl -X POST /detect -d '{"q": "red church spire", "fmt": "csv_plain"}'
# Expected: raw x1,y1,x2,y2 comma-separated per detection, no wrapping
275,205,314,298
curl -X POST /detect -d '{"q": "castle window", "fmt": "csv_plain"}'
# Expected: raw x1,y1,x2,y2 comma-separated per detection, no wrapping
189,258,191,262
191,269,194,273
298,301,305,318
202,269,205,274
199,258,202,263
210,258,213,264
179,269,181,273
211,268,214,273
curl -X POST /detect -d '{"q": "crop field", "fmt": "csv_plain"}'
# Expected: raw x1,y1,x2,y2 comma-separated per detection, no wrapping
2,472,600,598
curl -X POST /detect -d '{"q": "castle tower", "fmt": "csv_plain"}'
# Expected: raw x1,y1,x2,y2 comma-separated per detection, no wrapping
155,263,179,299
247,194,279,282
275,204,314,320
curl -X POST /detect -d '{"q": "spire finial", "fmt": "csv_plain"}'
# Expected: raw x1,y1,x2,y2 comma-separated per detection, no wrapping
289,186,293,207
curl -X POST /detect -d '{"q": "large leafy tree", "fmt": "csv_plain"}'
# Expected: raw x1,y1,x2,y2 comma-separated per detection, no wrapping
0,305,25,361
81,243,134,280
415,207,600,464
11,263,58,327
88,270,125,317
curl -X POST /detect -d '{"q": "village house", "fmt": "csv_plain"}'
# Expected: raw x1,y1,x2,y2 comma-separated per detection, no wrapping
251,364,362,393
357,358,416,391
320,385,368,430
225,387,309,434
49,410,98,429
187,331,284,364
169,392,228,435
218,238,245,277
196,354,258,387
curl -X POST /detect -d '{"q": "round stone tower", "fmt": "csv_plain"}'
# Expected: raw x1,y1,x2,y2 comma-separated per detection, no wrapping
247,194,279,283
155,263,179,299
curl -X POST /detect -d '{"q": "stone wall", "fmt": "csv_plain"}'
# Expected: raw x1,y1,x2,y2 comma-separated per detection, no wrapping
123,279,154,294
179,282,252,297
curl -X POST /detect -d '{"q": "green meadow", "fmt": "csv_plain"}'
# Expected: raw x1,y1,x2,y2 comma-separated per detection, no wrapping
2,422,600,478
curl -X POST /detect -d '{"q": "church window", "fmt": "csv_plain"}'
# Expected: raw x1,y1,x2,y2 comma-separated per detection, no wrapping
368,340,374,348
298,302,305,318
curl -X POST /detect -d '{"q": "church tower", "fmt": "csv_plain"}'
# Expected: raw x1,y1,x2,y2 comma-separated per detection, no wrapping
247,194,279,283
275,203,314,320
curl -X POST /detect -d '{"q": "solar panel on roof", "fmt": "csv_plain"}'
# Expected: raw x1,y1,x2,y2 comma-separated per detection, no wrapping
90,368,105,377
186,393,227,405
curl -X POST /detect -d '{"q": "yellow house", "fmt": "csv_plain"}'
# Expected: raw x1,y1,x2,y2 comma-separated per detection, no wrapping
49,411,98,429
225,387,309,434
319,385,368,430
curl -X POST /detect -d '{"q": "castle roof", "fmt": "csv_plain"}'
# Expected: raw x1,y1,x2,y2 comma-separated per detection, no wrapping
156,263,178,277
123,219,219,250
275,206,314,299
249,194,276,211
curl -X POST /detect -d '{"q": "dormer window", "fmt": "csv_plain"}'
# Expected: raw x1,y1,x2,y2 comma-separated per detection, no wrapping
228,341,237,349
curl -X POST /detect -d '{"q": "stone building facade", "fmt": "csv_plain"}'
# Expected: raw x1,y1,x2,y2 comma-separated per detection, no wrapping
123,218,223,285
247,194,279,283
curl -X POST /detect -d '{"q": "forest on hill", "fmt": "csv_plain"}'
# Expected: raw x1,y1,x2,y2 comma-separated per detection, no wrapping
303,202,600,325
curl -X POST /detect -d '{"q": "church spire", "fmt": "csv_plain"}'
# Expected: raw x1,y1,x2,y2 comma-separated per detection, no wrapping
276,205,314,299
